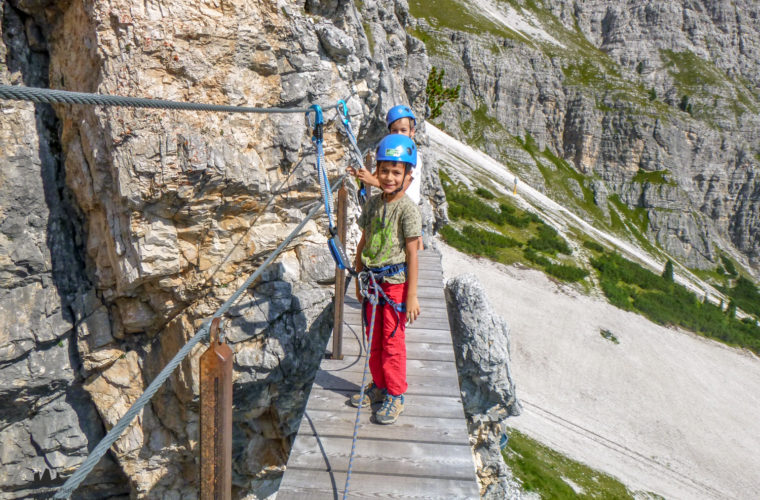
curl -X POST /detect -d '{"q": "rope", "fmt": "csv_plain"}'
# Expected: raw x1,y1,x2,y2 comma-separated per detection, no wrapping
54,174,348,500
0,84,340,114
343,271,379,500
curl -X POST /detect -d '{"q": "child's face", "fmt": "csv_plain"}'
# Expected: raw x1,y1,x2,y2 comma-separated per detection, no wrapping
376,161,408,194
389,117,415,138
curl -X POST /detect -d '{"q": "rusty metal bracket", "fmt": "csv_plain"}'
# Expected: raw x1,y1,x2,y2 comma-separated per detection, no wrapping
200,317,233,499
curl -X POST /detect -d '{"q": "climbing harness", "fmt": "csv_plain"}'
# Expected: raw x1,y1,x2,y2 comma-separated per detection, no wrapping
361,264,407,338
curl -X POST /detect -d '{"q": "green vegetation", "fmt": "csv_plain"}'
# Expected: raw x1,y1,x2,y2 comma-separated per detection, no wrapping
600,329,620,344
440,172,589,283
719,254,738,276
662,260,674,282
503,428,635,499
426,67,461,120
632,169,673,185
721,275,760,320
583,240,605,253
408,0,526,40
475,187,495,199
591,252,760,354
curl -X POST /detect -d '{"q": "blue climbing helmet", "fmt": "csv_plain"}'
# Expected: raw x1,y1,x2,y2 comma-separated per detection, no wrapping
375,134,417,168
385,105,416,128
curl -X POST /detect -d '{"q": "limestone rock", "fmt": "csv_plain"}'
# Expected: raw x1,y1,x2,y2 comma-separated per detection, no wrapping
445,273,521,500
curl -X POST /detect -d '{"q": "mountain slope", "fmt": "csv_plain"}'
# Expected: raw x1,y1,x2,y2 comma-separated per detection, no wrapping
431,124,760,499
409,0,760,276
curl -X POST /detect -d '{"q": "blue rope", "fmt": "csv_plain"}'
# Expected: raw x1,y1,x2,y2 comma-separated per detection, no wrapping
54,175,348,499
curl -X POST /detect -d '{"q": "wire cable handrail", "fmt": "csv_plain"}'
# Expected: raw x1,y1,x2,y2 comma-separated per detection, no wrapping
0,84,340,114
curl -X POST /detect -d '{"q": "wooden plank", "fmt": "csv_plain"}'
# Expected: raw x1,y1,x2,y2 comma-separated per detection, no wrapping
313,370,461,397
305,389,467,419
340,340,456,362
320,358,459,378
297,409,470,444
287,435,476,480
278,468,479,499
343,314,451,331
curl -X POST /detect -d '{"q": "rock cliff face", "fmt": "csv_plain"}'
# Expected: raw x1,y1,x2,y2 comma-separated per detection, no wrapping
1,0,428,497
445,273,521,499
410,0,760,276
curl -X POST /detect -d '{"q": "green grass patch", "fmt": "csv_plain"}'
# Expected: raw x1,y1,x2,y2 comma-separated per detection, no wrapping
632,169,673,185
608,194,649,234
503,427,635,499
591,252,760,354
408,0,525,40
660,49,727,91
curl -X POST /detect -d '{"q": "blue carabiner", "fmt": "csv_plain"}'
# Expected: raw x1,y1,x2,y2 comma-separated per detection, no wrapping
308,104,324,142
337,99,350,126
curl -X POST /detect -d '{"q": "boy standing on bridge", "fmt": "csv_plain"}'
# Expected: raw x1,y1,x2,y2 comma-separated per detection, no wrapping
350,134,422,425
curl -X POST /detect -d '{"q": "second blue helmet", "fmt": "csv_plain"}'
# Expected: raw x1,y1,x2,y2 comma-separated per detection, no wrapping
376,134,417,167
386,105,416,128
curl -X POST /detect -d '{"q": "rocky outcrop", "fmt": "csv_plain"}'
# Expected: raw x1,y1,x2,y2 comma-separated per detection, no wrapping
412,0,760,276
1,0,428,497
445,273,522,499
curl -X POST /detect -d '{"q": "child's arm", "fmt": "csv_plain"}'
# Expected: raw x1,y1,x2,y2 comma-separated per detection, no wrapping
405,236,420,323
348,166,381,188
355,231,366,301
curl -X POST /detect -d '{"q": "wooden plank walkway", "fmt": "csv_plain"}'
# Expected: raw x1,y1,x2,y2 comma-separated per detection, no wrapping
277,250,480,499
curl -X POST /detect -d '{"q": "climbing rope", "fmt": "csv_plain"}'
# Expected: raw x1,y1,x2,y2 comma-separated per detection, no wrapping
0,84,341,113
343,270,378,500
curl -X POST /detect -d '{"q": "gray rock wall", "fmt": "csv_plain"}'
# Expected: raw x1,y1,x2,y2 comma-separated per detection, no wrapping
0,0,428,497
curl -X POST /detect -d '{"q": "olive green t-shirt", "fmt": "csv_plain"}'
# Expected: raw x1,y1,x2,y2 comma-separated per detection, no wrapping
358,193,422,284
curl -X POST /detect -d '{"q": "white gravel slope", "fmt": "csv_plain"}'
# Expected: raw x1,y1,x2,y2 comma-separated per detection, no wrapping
440,244,760,499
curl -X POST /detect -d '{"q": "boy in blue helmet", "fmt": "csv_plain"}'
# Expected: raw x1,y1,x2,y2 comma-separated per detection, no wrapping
349,104,424,249
350,133,422,425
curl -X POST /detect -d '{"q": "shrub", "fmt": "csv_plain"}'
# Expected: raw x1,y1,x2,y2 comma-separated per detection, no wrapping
475,187,496,199
528,224,572,255
591,252,760,354
583,240,605,253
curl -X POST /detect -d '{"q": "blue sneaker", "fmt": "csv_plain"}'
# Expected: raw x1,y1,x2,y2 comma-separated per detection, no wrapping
375,393,404,424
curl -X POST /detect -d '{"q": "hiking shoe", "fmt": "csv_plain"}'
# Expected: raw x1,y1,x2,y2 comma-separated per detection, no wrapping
349,382,386,408
375,393,404,424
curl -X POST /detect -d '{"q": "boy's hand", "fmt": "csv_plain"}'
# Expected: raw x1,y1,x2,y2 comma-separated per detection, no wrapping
406,294,420,324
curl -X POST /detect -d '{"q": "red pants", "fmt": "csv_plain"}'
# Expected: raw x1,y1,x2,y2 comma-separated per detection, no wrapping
363,281,408,396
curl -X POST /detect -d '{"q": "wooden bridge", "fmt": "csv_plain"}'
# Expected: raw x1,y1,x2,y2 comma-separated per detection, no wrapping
277,249,480,499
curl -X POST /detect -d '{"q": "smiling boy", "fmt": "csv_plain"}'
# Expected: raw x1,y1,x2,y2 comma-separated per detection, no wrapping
350,134,421,424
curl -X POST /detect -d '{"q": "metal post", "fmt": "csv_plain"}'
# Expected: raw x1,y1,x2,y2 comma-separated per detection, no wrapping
331,185,348,360
200,318,233,500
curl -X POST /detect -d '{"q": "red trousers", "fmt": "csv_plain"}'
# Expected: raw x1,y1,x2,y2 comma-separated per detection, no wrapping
363,281,408,396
